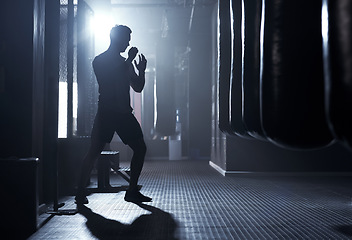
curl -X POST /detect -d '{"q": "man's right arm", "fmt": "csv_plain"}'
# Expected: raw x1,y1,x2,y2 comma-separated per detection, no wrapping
129,54,147,93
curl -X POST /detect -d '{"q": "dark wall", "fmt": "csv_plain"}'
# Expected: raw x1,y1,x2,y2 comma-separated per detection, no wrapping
0,0,60,205
0,0,55,237
0,0,35,157
226,137,352,172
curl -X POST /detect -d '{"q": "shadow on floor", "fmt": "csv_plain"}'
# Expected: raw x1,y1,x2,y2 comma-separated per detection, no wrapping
78,203,178,240
335,225,352,238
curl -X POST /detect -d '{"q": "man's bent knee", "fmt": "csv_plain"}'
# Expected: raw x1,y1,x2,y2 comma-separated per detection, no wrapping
140,140,147,156
88,139,106,158
129,138,147,156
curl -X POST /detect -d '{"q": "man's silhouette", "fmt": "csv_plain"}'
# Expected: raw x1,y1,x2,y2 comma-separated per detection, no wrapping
75,25,151,204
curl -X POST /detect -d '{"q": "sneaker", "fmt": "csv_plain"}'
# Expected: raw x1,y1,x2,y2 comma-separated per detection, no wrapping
124,189,152,203
75,195,89,205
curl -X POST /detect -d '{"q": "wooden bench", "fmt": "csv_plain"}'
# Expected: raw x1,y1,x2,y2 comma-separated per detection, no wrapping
90,150,141,193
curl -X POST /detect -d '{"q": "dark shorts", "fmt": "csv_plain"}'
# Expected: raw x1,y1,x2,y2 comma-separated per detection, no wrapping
91,109,143,145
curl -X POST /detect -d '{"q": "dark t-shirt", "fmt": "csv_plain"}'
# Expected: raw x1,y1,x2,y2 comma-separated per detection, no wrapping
92,50,132,114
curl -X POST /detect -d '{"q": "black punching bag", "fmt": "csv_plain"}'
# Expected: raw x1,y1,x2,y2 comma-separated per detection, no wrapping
260,0,334,149
242,0,266,140
322,0,352,149
155,39,176,136
218,0,234,135
229,0,251,138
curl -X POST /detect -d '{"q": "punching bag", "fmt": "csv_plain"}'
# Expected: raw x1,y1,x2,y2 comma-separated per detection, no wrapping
155,38,176,136
322,0,352,149
260,0,334,149
218,0,234,135
241,0,266,140
229,0,252,138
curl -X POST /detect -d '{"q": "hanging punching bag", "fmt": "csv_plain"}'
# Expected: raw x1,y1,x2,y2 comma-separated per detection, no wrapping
322,0,352,149
155,38,176,136
229,0,252,138
241,0,266,140
218,0,235,135
260,0,334,149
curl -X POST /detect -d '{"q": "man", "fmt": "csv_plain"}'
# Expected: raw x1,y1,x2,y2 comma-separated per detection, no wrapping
75,25,151,204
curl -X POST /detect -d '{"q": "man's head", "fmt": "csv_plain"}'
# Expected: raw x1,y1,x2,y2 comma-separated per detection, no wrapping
109,25,132,52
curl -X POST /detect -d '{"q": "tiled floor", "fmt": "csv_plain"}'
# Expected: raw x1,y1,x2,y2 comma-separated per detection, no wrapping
29,160,352,239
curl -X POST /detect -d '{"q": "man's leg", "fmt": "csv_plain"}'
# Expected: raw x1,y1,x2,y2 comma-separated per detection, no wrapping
75,138,106,204
124,137,152,202
128,137,147,190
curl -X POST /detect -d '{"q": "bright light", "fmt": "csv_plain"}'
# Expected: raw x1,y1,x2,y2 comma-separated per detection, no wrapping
58,82,78,138
321,0,329,42
58,82,67,138
90,13,115,53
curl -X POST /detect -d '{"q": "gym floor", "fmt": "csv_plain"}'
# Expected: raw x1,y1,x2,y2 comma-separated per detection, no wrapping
29,160,352,239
